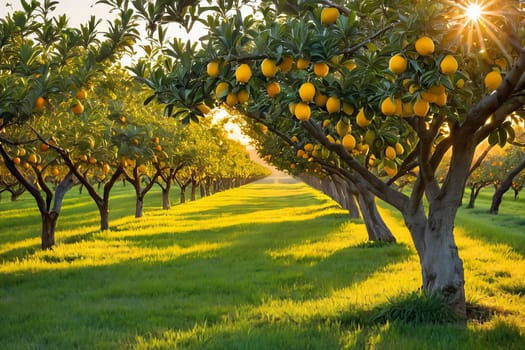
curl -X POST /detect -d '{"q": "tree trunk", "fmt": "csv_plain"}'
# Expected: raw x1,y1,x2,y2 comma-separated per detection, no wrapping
99,203,109,231
190,181,197,201
41,212,58,250
356,190,396,242
135,197,144,218
489,155,525,214
200,184,205,198
466,184,483,209
421,203,466,316
180,186,187,203
205,181,211,196
162,188,171,210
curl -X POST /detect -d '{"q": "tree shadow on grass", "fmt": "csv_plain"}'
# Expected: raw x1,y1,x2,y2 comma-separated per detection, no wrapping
0,215,411,349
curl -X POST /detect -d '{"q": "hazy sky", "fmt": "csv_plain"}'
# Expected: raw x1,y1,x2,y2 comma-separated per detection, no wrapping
4,1,113,26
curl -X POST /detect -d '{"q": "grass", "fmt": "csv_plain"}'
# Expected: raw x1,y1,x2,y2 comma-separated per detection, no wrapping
0,180,524,349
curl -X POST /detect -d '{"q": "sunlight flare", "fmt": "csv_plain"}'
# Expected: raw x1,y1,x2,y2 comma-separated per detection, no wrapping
466,3,483,22
447,0,514,62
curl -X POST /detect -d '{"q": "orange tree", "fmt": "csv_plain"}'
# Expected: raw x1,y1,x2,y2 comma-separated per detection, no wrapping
489,143,525,213
243,114,396,241
122,0,525,315
0,1,138,248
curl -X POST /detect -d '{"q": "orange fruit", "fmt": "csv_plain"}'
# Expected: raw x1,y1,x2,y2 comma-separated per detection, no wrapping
421,91,438,103
88,156,97,165
322,119,330,128
18,148,26,157
428,84,446,95
226,92,239,107
381,97,396,115
278,56,294,73
291,135,299,143
294,102,311,121
413,99,430,117
297,149,306,157
235,64,252,83
485,69,503,91
314,62,329,77
34,96,46,110
389,54,407,75
237,89,249,103
132,138,139,145
456,78,465,88
336,118,350,137
395,142,404,155
13,156,21,165
342,103,354,116
75,88,88,100
80,154,88,162
261,58,278,78
299,82,316,102
320,7,339,25
207,60,220,77
342,134,356,150
266,81,281,98
415,36,435,56
440,55,458,75
196,103,211,114
343,60,357,71
435,92,447,107
385,146,397,160
384,163,398,177
304,143,314,152
288,102,297,115
28,154,37,164
315,93,328,107
120,115,127,123
71,101,84,115
296,57,310,70
326,96,341,114
51,168,60,176
40,143,49,152
154,144,162,151
356,108,372,127
102,163,111,173
215,82,229,98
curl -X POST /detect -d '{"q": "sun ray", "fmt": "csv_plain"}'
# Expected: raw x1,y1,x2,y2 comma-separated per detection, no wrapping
445,0,517,60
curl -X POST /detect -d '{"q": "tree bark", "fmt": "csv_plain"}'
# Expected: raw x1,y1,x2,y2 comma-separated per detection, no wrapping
162,188,171,209
489,155,525,214
41,212,58,249
422,203,466,316
135,197,144,218
466,182,488,209
190,181,197,201
356,190,396,242
99,203,110,231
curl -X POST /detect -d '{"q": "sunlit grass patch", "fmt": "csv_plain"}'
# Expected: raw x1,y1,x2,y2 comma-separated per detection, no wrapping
1,180,524,349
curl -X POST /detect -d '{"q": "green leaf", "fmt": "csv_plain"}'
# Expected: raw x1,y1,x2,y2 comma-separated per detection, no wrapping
488,130,499,146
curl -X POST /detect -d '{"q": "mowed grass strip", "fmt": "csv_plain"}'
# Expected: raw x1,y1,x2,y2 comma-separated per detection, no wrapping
0,181,524,349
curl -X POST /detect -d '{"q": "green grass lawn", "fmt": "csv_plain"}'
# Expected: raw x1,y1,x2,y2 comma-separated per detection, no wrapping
0,181,524,349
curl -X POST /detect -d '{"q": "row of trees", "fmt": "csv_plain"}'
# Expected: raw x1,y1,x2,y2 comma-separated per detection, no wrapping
466,140,525,210
103,0,525,317
0,1,269,250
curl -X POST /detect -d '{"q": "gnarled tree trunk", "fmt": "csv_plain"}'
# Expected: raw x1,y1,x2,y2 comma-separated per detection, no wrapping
489,155,525,214
355,189,396,242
